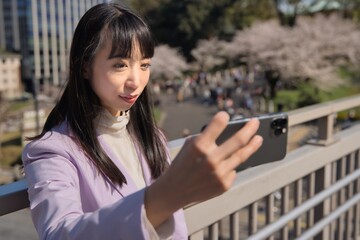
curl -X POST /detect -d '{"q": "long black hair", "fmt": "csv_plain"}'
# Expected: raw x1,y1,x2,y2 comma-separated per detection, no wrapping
29,3,168,186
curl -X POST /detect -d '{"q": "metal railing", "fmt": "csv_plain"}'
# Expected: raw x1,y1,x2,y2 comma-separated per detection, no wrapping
182,94,360,239
1,94,360,239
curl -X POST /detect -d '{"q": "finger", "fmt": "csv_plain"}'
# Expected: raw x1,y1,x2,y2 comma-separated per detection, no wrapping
222,170,237,191
208,168,238,194
215,118,260,160
224,135,263,171
195,111,230,146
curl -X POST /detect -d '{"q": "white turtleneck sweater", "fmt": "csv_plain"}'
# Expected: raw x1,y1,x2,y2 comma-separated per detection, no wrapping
95,109,146,189
95,109,173,240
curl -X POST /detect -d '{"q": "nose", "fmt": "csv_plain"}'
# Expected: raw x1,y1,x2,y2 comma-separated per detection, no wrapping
125,67,141,90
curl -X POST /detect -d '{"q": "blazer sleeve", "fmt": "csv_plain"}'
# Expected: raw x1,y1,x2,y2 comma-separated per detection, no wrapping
22,137,156,240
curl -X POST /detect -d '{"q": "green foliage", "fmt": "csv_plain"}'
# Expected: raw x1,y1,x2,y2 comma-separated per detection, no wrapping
336,108,360,121
125,0,360,60
8,99,33,112
321,85,360,101
297,83,324,108
275,83,360,113
131,0,278,59
274,89,300,111
337,65,360,86
329,82,360,120
128,0,169,16
337,66,353,79
153,107,162,123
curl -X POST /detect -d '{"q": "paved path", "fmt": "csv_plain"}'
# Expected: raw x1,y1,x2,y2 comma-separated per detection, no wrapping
158,93,218,141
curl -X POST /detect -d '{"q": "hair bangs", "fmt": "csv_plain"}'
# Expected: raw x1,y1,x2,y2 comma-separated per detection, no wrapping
106,12,154,59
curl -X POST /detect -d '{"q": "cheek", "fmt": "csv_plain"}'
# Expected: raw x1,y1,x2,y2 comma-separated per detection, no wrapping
90,73,114,98
142,78,149,88
141,72,150,87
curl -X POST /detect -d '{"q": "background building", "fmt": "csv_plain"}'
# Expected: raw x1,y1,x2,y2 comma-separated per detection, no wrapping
0,0,108,96
0,53,21,100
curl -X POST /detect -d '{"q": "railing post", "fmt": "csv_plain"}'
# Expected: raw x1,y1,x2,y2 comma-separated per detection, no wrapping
309,113,338,146
230,212,240,240
295,179,303,237
266,194,275,240
209,222,219,240
281,186,289,240
249,202,258,236
314,164,332,240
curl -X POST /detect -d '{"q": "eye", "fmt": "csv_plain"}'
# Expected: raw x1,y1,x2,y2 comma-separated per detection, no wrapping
140,63,151,71
113,63,127,70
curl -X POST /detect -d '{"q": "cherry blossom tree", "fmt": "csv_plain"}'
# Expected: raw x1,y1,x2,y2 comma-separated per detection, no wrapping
224,14,360,89
150,44,189,81
190,38,225,72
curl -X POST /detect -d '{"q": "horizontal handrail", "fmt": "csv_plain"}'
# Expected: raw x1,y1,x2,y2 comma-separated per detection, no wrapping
287,94,360,126
184,123,360,234
0,180,29,216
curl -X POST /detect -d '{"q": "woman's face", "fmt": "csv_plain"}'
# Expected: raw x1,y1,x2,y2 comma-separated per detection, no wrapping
88,39,151,116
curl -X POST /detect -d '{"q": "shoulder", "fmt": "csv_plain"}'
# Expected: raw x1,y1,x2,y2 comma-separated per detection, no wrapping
22,121,80,164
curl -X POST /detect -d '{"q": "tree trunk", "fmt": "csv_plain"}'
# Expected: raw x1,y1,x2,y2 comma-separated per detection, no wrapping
272,0,300,27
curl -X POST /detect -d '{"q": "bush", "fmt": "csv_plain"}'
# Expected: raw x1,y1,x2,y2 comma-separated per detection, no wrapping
297,84,323,108
274,90,299,111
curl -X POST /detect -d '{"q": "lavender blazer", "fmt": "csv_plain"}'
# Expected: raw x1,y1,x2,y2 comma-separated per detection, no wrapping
22,121,188,240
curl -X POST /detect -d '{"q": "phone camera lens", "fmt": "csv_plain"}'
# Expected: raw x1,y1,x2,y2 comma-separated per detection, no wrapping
274,128,283,136
271,120,279,129
271,118,287,136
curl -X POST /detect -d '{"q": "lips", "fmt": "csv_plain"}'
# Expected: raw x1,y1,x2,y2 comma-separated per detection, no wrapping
120,95,138,104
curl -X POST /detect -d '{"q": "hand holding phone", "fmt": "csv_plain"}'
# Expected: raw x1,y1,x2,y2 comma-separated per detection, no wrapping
203,112,288,172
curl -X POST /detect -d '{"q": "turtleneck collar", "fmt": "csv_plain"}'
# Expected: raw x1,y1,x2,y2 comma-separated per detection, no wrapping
95,108,130,136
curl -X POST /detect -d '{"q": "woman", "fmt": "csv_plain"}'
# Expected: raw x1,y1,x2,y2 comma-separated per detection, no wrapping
22,2,263,240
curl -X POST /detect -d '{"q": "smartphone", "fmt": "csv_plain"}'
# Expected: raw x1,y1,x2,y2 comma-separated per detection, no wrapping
205,112,288,172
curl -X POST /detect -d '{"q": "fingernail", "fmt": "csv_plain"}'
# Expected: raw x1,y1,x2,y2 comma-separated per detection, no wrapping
255,136,263,145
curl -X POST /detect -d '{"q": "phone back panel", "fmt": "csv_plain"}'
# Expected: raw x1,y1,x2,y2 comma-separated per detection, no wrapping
216,113,288,172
